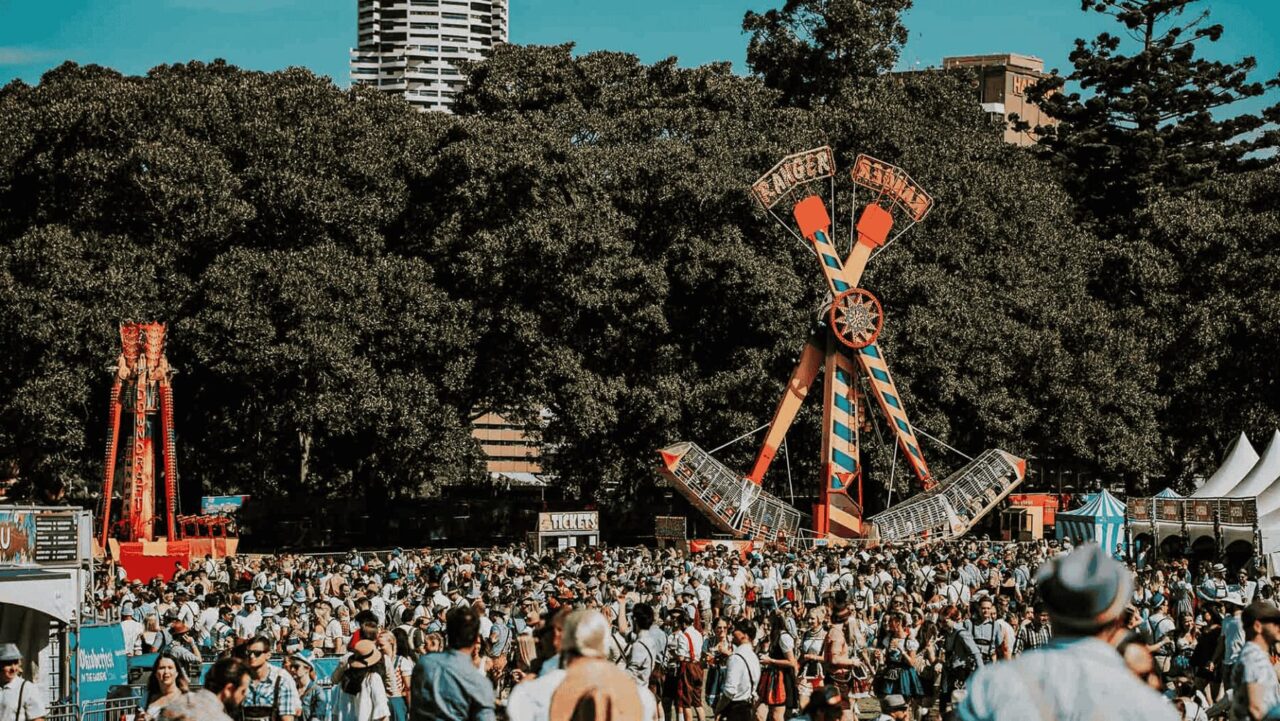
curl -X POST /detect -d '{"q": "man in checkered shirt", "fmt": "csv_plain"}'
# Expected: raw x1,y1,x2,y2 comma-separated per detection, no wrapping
1014,605,1052,655
238,635,301,721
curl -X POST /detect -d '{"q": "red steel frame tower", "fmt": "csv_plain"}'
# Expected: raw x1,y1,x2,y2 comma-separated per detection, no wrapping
99,322,179,546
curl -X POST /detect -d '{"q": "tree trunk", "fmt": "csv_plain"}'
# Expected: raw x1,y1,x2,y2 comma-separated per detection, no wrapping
299,430,312,489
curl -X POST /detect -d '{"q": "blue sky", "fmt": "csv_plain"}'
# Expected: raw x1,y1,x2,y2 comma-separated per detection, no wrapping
1,0,1277,114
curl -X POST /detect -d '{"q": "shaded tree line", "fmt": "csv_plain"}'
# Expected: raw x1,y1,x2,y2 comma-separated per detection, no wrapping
0,0,1274,519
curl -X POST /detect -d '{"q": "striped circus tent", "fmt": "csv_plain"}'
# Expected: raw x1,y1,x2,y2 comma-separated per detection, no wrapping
1056,489,1128,555
1154,487,1182,498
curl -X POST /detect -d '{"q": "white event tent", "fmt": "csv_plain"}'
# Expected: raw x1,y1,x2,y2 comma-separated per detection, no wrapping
1193,432,1259,497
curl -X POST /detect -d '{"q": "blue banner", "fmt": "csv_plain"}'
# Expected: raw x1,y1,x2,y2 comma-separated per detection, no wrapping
76,624,128,701
200,495,250,515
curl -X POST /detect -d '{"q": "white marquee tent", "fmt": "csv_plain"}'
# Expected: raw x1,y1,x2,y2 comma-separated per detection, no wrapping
1193,432,1259,497
1228,430,1280,499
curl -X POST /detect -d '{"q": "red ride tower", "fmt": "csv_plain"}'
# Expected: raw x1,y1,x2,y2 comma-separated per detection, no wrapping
99,323,235,579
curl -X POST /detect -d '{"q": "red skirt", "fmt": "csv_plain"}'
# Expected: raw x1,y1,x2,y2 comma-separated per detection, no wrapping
758,666,797,708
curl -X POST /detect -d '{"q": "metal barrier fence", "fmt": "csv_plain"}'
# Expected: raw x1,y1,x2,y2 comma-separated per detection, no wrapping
81,696,142,721
47,687,145,721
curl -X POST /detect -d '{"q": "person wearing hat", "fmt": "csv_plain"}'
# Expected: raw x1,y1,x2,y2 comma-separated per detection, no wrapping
235,592,263,643
1229,600,1280,721
1143,593,1176,675
955,543,1179,721
508,609,651,721
332,639,390,721
679,587,699,627
1220,590,1248,692
163,620,203,667
1200,564,1229,604
0,643,46,721
485,608,512,691
447,587,468,610
872,693,909,721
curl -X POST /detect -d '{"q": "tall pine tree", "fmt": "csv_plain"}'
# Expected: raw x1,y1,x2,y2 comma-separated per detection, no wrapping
1019,0,1279,236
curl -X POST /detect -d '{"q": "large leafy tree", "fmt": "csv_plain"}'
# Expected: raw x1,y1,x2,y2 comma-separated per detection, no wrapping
742,0,912,106
1126,168,1280,485
1019,0,1280,236
441,44,1163,512
1013,0,1280,483
0,62,483,503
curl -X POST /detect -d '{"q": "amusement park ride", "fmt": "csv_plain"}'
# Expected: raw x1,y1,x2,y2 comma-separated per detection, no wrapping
659,148,1027,545
98,322,236,580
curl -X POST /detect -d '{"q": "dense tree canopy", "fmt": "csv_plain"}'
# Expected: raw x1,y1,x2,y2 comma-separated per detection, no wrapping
743,0,912,106
1,0,1274,519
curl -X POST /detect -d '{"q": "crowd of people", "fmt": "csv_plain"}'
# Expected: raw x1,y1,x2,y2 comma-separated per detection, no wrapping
87,536,1280,721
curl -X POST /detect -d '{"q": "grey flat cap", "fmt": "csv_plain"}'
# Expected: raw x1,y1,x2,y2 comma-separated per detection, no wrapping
1035,542,1132,632
881,694,908,712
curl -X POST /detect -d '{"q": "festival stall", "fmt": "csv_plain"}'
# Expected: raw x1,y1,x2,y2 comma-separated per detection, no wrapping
0,506,123,706
1056,489,1128,555
530,511,599,552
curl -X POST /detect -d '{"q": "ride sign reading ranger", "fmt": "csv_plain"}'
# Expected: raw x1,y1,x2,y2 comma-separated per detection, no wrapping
955,544,1178,721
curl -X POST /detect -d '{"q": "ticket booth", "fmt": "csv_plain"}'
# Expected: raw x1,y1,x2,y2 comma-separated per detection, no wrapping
0,506,101,705
534,511,599,552
1000,505,1044,541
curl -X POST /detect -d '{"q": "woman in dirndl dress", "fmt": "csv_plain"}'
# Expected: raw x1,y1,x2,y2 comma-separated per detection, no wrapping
873,616,925,710
796,607,827,710
757,610,798,720
846,607,873,698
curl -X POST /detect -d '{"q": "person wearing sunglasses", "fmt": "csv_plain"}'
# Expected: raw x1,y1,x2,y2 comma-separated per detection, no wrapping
285,652,328,721
237,635,301,721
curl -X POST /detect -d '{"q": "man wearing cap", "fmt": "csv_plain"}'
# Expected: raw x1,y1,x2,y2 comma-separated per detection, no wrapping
235,592,263,643
1230,601,1280,721
872,693,909,721
285,651,328,721
955,543,1178,721
0,644,46,721
1220,591,1248,691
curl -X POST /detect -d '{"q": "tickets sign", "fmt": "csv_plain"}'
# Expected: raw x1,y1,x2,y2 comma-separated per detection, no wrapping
751,147,836,209
850,155,934,222
538,511,599,533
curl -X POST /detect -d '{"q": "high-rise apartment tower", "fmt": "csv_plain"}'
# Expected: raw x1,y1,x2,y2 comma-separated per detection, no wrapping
350,0,509,113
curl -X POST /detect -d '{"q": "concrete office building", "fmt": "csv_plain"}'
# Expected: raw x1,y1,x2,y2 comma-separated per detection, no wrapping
472,411,546,486
350,0,509,113
943,53,1057,146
